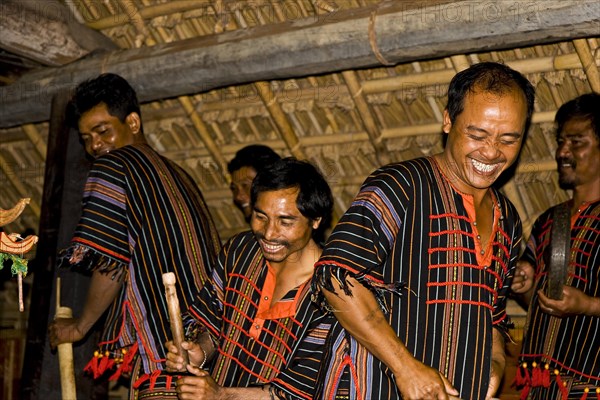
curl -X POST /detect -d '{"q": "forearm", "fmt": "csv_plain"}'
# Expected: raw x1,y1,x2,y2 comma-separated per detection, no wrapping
78,269,122,333
322,276,415,376
491,328,506,372
584,295,600,317
222,385,274,400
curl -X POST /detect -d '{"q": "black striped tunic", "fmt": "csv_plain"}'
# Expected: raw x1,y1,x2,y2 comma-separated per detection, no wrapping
186,231,333,399
312,157,522,400
65,144,220,378
519,199,600,399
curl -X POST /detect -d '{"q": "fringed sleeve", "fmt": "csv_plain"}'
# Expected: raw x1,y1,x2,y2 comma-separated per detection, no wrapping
58,244,128,282
312,262,406,316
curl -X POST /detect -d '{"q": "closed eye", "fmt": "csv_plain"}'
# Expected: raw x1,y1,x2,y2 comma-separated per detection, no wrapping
468,134,486,141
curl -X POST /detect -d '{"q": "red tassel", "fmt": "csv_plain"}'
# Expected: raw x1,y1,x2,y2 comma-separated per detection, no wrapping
520,385,531,400
554,369,568,400
165,375,173,390
542,364,551,387
83,352,100,379
120,342,138,374
580,387,589,400
133,373,149,389
513,363,531,387
108,343,139,381
98,351,111,375
512,365,523,387
148,370,161,390
531,362,542,387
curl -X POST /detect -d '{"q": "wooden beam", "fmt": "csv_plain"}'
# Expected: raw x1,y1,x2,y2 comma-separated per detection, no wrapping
0,0,117,67
1,0,597,128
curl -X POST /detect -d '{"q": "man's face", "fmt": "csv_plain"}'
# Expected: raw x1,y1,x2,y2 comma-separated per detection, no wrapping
556,117,600,191
230,166,257,222
441,89,527,196
251,187,320,267
78,103,140,158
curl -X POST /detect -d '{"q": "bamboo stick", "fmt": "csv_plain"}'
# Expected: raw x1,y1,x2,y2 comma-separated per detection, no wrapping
55,278,77,400
362,53,584,94
255,81,306,160
21,124,47,160
450,55,470,72
87,1,204,30
573,38,600,93
342,70,389,165
162,273,189,367
179,96,229,176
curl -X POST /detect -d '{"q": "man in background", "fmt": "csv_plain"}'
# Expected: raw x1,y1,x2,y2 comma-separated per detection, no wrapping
228,144,281,223
511,93,600,399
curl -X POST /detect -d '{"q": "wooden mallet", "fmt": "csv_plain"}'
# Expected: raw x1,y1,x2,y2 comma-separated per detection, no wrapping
55,278,77,400
162,272,189,367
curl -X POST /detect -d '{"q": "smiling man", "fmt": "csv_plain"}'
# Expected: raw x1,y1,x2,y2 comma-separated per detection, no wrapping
166,158,334,399
48,73,221,399
512,93,600,399
311,62,535,400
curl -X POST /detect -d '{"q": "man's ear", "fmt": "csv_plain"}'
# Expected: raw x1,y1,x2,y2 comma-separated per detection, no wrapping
442,109,451,134
312,217,322,230
125,112,141,134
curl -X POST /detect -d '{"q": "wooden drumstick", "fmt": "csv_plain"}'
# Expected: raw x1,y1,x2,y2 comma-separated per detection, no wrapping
162,272,189,366
55,278,77,400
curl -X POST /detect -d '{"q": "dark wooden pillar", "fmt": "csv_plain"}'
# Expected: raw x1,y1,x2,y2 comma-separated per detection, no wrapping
21,92,107,399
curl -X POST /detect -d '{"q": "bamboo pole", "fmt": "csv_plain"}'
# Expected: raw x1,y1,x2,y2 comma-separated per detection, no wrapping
450,55,470,72
22,124,47,160
255,81,306,160
362,53,584,94
55,278,77,400
342,70,390,165
572,38,600,93
179,96,229,176
87,0,203,30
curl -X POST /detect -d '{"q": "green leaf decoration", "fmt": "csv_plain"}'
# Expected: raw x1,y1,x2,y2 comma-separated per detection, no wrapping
0,252,29,277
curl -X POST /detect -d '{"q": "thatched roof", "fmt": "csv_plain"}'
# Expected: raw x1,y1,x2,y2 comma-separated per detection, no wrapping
1,0,599,240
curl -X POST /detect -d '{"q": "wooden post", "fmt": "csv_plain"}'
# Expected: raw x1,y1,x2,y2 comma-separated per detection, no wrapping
162,273,189,366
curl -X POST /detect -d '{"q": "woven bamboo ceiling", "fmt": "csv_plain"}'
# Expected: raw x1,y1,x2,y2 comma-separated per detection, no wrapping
0,0,599,240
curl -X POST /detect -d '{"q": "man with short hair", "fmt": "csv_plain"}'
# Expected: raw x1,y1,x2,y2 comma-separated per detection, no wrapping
312,62,536,399
48,73,221,398
228,144,281,223
166,157,334,400
511,93,600,399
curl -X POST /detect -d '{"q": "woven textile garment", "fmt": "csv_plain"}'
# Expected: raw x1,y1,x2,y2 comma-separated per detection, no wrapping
186,231,334,400
63,143,221,382
312,156,522,400
519,200,600,400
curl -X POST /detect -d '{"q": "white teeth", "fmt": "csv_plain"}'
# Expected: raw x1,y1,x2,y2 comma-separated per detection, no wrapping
262,242,284,252
471,159,496,173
